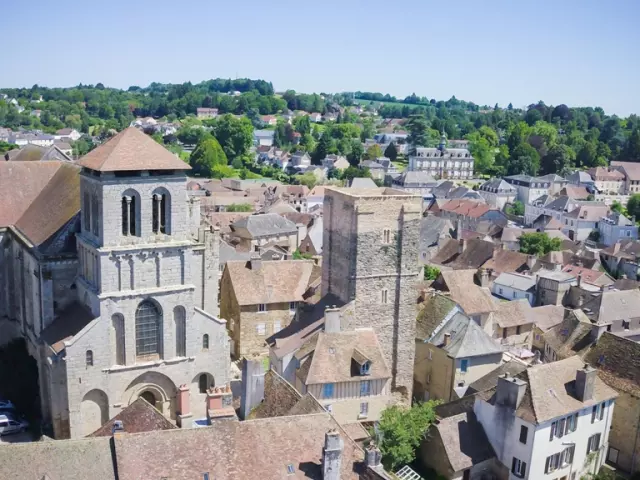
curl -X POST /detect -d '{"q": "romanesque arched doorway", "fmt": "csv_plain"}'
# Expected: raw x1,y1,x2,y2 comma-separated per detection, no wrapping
123,371,178,419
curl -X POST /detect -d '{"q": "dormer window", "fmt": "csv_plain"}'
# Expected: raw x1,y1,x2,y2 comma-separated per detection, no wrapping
360,361,371,376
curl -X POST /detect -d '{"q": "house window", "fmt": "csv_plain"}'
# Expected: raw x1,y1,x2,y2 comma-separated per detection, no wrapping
502,328,507,339
323,383,334,398
592,402,606,422
498,287,503,295
382,229,391,244
519,425,528,444
152,192,168,234
511,457,526,478
460,359,469,373
428,350,432,360
587,433,601,453
360,361,371,375
360,380,371,397
516,325,521,335
512,291,517,299
86,350,93,367
289,301,297,312
622,320,630,330
256,323,266,336
426,373,431,384
360,402,369,417
135,300,162,359
258,304,266,313
202,334,209,350
462,470,470,480
273,321,281,333
381,289,388,304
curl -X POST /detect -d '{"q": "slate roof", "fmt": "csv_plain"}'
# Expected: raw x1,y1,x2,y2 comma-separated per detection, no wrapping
225,260,317,305
479,178,516,192
525,305,566,332
0,161,81,246
579,289,640,325
493,272,536,293
231,213,298,239
40,302,97,353
430,411,496,472
566,171,593,184
432,180,454,198
416,294,458,340
89,397,177,437
420,216,453,249
601,239,640,259
349,177,377,188
602,212,634,226
0,436,116,480
584,332,640,397
296,329,390,385
78,127,190,172
395,170,437,186
114,413,365,480
543,310,594,359
430,312,502,358
219,240,252,267
466,360,528,395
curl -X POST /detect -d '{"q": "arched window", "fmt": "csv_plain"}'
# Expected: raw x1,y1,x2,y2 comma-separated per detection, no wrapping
202,334,209,351
199,374,208,394
121,190,140,236
135,300,162,359
83,192,91,232
112,313,125,365
174,306,186,357
152,189,171,234
86,350,94,367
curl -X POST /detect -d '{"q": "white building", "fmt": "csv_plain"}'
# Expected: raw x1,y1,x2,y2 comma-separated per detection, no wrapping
504,175,553,204
588,167,625,194
474,356,617,480
478,178,518,210
54,128,82,142
492,272,536,306
408,133,474,179
0,128,230,439
598,212,638,246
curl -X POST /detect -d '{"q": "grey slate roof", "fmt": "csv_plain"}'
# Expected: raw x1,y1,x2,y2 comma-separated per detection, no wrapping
479,178,516,192
493,272,536,292
231,213,297,238
395,170,437,186
349,177,377,188
219,240,252,266
466,360,528,396
432,180,454,198
420,216,453,250
429,312,503,358
566,171,593,184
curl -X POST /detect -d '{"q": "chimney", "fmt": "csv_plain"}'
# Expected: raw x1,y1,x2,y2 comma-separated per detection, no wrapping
324,306,341,333
365,443,382,468
322,429,343,480
206,384,236,423
526,254,536,270
456,218,463,239
600,284,606,292
575,364,596,402
496,375,527,410
458,238,468,255
250,254,262,270
577,274,582,287
176,384,193,429
553,263,562,272
478,268,490,288
443,332,451,346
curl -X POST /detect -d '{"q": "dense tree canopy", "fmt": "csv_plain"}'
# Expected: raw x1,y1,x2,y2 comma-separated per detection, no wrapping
519,232,563,256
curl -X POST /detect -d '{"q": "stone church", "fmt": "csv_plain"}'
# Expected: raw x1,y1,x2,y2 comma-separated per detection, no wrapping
0,128,229,439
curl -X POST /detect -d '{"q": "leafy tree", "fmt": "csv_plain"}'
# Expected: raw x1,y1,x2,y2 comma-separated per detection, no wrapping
294,172,318,189
466,132,495,174
406,115,430,153
225,203,253,212
541,144,576,175
189,137,228,176
341,166,371,182
519,232,562,256
177,126,208,145
347,140,364,166
0,141,18,154
293,249,313,260
627,194,640,220
508,143,540,176
312,133,332,164
211,114,253,161
365,144,383,160
211,164,235,179
384,142,398,161
375,402,439,470
424,265,440,280
294,115,311,135
611,201,623,213
505,200,525,216
576,142,598,168
623,128,640,161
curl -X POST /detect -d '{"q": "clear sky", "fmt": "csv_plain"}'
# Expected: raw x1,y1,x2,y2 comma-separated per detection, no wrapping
3,0,639,116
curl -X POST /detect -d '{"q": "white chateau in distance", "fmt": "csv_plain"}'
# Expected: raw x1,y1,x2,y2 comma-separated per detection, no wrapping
408,133,474,179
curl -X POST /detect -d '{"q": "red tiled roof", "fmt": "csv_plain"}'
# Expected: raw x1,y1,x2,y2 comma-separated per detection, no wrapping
78,127,191,172
439,199,490,218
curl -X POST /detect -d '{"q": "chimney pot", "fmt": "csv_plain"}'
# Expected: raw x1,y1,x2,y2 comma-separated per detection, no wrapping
575,365,596,402
323,430,343,480
324,307,341,333
250,254,262,270
443,332,451,346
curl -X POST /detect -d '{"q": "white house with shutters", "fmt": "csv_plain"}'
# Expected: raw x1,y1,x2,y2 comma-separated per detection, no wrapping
473,356,617,480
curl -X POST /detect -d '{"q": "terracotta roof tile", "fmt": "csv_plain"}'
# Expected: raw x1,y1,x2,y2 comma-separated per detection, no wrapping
78,127,190,172
89,397,177,437
584,332,640,397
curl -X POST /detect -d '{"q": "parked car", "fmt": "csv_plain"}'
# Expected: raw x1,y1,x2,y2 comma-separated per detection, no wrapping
0,399,15,411
0,414,28,436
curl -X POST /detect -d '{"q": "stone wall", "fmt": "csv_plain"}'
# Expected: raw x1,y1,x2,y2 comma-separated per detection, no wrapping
237,303,294,357
608,390,640,473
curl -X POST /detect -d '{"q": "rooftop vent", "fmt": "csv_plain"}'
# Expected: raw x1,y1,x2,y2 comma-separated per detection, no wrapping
287,464,295,475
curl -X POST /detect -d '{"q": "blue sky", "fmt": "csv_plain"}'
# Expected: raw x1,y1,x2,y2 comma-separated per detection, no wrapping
3,0,639,116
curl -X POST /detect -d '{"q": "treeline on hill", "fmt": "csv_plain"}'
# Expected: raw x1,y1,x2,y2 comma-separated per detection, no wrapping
1,79,640,178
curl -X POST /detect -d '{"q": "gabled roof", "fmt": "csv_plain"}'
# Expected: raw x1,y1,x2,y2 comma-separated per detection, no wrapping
0,161,81,247
579,289,640,325
543,310,594,358
612,161,640,180
89,397,177,437
225,260,317,305
525,305,566,332
493,272,536,293
297,329,390,384
466,360,528,396
429,411,495,473
429,312,502,358
435,270,496,315
420,216,453,250
416,294,458,340
40,302,97,353
231,213,298,239
492,299,534,328
481,249,530,275
584,332,640,397
439,199,490,218
78,127,191,172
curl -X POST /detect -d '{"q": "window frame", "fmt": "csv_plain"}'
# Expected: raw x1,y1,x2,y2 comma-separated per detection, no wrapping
511,457,526,478
460,358,469,373
360,380,371,397
518,425,528,444
323,383,334,398
256,323,266,336
258,303,267,313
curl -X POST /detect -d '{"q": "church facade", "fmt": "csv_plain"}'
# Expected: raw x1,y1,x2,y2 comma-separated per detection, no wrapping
0,128,229,439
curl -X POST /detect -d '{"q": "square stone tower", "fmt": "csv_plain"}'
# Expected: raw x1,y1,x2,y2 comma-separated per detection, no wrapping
321,187,422,399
